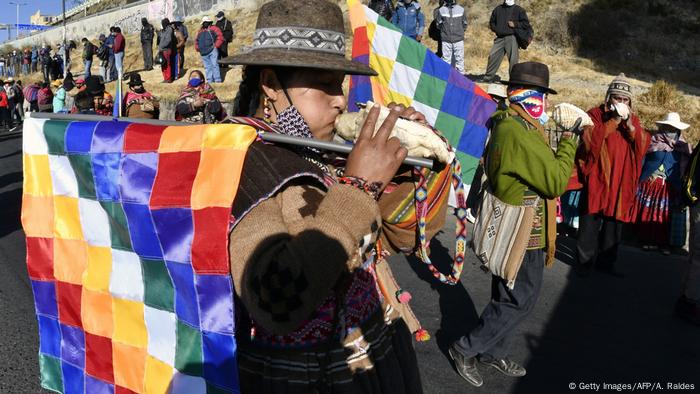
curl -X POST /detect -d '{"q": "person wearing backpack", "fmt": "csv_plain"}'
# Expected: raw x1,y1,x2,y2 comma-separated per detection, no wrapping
195,16,224,84
482,0,531,83
96,34,110,81
157,18,177,83
214,11,234,62
140,18,155,71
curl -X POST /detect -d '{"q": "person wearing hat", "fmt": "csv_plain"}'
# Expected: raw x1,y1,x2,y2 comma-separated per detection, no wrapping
449,62,577,387
157,19,177,83
221,0,431,392
633,113,692,254
51,79,67,113
140,18,155,71
214,11,234,62
4,78,16,128
576,73,650,277
123,73,159,119
195,16,225,84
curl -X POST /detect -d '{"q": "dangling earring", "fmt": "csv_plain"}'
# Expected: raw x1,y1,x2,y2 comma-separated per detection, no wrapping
263,96,272,121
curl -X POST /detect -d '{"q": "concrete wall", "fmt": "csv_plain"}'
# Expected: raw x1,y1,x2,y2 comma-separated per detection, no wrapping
5,0,261,49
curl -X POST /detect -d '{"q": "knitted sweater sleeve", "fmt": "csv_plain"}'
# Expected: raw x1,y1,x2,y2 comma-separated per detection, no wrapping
229,183,382,335
502,122,577,199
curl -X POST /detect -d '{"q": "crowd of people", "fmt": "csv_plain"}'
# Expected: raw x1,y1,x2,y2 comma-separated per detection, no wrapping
2,0,698,393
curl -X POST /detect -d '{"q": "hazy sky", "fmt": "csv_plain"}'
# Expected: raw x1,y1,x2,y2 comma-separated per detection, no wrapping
1,1,67,42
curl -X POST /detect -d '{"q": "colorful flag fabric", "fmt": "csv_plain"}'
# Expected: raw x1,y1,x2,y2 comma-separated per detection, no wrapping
21,116,257,393
347,0,497,182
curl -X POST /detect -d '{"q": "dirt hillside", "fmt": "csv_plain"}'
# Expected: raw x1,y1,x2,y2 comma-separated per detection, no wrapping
12,0,700,142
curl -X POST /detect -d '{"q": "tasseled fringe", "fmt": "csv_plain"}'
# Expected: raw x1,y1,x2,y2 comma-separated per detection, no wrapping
395,289,412,304
414,328,430,342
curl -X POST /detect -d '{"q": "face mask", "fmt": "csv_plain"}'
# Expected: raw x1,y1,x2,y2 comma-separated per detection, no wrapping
505,0,515,6
664,131,679,141
133,86,146,94
275,105,322,156
508,88,549,125
189,78,203,87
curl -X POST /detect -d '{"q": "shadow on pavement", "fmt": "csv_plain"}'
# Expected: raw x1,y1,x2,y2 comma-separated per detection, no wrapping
406,238,480,360
513,237,700,393
0,150,21,160
0,132,21,143
0,188,23,238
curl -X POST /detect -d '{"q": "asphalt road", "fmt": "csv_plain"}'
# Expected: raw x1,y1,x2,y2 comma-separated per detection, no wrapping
0,129,698,393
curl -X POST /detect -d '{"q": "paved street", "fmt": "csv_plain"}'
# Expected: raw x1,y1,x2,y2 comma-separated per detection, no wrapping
0,129,698,393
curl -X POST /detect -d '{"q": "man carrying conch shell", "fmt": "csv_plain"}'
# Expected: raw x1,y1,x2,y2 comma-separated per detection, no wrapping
450,62,577,387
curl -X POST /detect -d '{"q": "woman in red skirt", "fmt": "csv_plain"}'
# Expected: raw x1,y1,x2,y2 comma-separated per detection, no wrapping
634,113,692,254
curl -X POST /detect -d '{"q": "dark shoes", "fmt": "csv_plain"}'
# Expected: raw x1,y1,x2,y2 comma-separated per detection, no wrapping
448,345,483,387
481,75,501,83
479,356,527,377
676,296,700,326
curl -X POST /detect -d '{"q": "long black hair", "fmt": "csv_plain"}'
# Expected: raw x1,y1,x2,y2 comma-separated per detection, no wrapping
232,66,294,117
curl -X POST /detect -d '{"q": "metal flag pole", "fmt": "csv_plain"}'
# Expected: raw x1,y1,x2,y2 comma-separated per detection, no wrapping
62,0,68,78
27,112,436,169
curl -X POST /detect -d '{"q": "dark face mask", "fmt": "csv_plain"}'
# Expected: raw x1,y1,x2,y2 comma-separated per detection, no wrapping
132,86,146,94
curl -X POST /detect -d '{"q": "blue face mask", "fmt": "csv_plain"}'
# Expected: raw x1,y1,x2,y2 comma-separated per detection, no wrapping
189,78,203,87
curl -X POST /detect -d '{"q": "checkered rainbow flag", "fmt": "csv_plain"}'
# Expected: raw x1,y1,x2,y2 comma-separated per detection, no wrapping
347,0,497,182
21,116,256,393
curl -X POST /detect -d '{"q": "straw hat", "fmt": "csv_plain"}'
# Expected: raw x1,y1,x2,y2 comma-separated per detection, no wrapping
221,0,376,76
656,112,690,131
487,83,507,99
51,79,63,88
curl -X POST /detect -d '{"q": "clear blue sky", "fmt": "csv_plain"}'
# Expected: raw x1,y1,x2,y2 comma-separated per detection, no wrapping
0,1,68,42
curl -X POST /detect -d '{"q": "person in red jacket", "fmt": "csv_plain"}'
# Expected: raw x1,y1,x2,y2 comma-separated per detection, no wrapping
576,73,650,277
0,81,10,129
195,16,224,83
113,26,126,80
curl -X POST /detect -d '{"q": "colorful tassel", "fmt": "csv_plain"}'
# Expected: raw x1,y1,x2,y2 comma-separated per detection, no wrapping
414,328,430,342
396,289,412,304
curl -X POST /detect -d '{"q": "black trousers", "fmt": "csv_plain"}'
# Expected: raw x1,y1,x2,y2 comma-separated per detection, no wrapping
142,41,153,70
576,213,623,268
453,249,544,360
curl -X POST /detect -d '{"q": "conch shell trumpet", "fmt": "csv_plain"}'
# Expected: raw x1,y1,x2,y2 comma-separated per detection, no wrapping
334,102,454,164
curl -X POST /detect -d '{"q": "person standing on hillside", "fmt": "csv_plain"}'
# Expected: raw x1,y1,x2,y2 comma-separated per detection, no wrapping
105,28,116,82
141,18,155,71
40,45,52,83
172,18,189,78
195,16,224,84
81,38,96,79
157,18,177,83
113,27,126,80
391,0,425,41
576,74,650,277
215,11,234,63
482,0,530,83
435,0,467,73
449,62,576,387
22,49,31,75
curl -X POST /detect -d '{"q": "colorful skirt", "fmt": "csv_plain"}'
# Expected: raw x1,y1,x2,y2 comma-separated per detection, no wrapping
634,177,673,245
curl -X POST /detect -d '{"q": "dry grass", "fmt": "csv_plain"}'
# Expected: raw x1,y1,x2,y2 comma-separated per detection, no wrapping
9,0,700,143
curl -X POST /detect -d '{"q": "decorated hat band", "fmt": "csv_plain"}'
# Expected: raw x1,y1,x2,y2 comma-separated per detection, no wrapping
252,26,346,56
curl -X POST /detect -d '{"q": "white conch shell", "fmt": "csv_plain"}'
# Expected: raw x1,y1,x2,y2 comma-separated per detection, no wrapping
335,101,454,164
551,103,594,131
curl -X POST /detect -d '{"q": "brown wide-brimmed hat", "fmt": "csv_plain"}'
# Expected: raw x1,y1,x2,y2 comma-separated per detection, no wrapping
501,61,557,94
221,0,376,76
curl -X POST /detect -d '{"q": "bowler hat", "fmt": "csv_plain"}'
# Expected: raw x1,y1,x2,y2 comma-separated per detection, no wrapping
221,0,376,76
128,73,144,87
501,61,557,94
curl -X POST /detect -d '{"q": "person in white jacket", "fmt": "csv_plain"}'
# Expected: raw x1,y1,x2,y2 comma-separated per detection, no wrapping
435,0,468,73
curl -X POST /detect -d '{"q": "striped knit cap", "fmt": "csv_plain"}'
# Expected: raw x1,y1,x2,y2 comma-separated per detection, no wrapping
606,73,633,102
